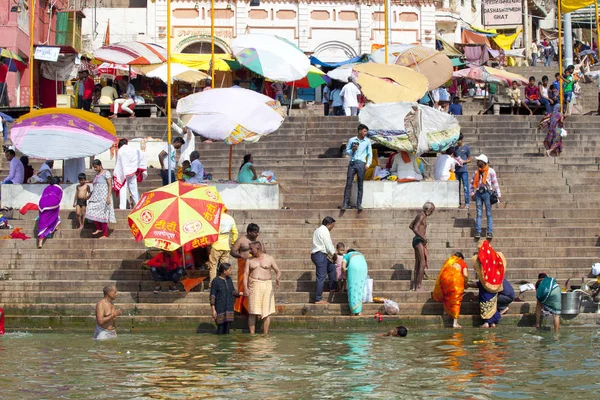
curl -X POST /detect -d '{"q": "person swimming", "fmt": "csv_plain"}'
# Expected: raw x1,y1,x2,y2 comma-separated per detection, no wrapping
380,326,408,337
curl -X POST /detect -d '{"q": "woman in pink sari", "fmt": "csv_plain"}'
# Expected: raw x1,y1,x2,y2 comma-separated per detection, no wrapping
38,177,63,248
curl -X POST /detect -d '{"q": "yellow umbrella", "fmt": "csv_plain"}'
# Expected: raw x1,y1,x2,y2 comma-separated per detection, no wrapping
171,53,236,72
353,63,429,103
128,181,225,251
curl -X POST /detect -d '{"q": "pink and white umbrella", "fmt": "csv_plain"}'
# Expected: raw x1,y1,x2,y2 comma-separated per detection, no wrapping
95,62,137,79
452,66,528,86
93,42,167,65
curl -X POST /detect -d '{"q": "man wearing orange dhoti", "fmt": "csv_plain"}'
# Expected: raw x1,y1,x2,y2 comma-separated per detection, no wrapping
433,252,469,328
230,223,263,314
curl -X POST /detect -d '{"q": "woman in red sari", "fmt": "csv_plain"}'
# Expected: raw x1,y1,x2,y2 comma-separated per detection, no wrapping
433,252,468,328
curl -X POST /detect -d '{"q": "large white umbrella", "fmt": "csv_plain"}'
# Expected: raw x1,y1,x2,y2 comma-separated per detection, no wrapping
140,63,209,84
232,34,310,81
176,88,284,144
326,64,355,83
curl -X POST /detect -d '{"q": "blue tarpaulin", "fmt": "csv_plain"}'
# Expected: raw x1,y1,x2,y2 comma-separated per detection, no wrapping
309,54,368,68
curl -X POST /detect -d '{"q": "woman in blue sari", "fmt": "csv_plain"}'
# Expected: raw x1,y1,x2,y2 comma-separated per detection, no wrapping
342,249,368,316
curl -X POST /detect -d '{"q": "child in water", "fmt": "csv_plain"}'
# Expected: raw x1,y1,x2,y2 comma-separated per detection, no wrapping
334,242,347,291
380,326,408,337
210,263,242,334
73,173,91,230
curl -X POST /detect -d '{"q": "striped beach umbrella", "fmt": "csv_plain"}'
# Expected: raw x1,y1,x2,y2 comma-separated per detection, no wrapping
93,41,167,65
232,34,310,81
128,182,225,252
10,108,116,160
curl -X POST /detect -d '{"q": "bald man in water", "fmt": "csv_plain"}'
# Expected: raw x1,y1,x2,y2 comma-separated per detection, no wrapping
409,202,435,291
94,285,122,340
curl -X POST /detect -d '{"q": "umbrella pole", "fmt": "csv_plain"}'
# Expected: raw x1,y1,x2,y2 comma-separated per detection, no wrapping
228,145,233,180
220,73,225,88
596,2,600,64
559,2,563,114
167,0,173,183
288,82,295,116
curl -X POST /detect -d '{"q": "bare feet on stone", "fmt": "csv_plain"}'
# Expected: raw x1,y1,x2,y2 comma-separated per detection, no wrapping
314,300,329,305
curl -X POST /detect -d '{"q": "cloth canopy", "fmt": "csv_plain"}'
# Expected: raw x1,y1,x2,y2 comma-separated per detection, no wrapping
461,30,492,48
1,49,27,72
39,54,79,81
309,55,368,68
436,37,463,57
171,53,239,71
93,42,167,65
492,29,522,51
561,0,595,13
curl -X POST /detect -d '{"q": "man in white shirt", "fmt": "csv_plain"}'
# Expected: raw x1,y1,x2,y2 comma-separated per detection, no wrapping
186,151,205,184
34,160,54,183
114,139,146,209
310,216,337,304
2,149,24,184
158,137,185,186
340,78,361,116
433,148,459,181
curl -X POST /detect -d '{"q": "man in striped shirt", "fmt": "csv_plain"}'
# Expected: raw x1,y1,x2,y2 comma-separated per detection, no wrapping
470,154,501,240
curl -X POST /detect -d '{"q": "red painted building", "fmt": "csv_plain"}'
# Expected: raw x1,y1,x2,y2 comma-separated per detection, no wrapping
0,0,69,106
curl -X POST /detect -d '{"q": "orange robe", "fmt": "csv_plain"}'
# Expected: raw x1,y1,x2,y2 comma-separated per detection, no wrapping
234,258,249,314
433,256,467,319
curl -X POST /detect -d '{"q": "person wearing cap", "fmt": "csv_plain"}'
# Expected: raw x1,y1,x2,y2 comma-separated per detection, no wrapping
470,154,500,240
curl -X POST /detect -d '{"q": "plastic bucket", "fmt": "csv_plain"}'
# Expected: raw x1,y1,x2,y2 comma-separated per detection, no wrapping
561,291,583,315
493,104,500,115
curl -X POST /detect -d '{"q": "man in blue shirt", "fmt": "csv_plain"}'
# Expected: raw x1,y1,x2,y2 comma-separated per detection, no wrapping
453,133,471,209
330,86,344,116
448,97,463,115
341,124,372,211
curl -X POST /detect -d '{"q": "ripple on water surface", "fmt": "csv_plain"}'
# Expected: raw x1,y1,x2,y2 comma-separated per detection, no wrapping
1,329,600,399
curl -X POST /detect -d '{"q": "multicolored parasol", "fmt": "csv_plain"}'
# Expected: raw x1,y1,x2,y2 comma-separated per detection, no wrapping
232,34,310,81
93,41,167,65
176,88,284,144
128,181,225,252
286,66,328,88
10,108,116,160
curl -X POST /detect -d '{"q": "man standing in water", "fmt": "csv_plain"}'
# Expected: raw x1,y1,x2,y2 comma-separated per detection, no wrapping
244,241,281,334
94,286,122,340
230,223,263,314
409,202,435,291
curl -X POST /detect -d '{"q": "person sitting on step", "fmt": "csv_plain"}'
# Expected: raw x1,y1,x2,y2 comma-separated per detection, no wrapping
143,250,186,294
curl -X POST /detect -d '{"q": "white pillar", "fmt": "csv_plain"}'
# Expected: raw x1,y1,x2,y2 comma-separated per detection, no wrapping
359,3,372,54
523,0,529,61
564,13,574,67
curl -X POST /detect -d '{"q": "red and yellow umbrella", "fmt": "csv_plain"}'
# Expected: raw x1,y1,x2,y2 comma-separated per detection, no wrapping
128,181,225,251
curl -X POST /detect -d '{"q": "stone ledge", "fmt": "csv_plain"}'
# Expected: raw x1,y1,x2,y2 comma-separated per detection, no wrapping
351,181,459,209
1,182,281,210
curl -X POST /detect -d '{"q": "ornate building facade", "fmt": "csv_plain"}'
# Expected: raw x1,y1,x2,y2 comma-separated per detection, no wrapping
83,0,438,60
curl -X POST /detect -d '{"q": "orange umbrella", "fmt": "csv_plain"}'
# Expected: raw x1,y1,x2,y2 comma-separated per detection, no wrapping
128,181,225,251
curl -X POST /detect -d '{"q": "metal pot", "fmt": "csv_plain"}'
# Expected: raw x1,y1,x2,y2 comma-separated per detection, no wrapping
561,291,583,315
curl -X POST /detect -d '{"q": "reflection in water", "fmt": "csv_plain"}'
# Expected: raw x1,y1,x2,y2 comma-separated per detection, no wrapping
1,329,600,398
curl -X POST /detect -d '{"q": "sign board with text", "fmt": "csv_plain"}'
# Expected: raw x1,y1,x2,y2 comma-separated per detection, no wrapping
482,0,523,27
34,47,61,62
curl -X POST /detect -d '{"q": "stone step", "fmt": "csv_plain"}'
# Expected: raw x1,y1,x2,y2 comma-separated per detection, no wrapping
0,300,542,317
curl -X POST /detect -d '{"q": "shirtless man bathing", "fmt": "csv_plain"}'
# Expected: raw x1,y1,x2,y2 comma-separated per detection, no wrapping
94,285,122,340
409,202,435,291
243,241,281,334
230,223,264,314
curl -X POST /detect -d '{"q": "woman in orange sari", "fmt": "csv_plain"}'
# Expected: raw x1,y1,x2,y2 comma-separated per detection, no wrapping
433,252,468,328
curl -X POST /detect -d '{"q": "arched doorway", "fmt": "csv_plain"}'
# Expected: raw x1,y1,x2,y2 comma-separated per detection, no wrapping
313,41,358,62
180,41,227,54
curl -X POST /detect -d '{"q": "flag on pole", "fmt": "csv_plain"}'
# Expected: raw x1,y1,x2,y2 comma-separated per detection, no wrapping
103,20,110,46
561,0,595,13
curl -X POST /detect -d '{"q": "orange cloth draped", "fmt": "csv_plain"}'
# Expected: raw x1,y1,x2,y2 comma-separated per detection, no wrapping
472,164,489,189
234,258,249,314
433,256,467,319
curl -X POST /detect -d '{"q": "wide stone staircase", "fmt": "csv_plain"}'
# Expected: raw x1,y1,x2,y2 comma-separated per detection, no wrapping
1,114,599,330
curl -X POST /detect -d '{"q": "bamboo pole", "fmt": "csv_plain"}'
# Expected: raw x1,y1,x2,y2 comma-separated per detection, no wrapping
384,0,389,64
29,0,36,111
590,1,600,61
559,2,563,114
211,0,215,87
167,0,173,183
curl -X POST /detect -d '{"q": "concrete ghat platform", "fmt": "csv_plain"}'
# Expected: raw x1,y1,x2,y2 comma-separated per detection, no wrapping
1,182,281,210
351,181,459,209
